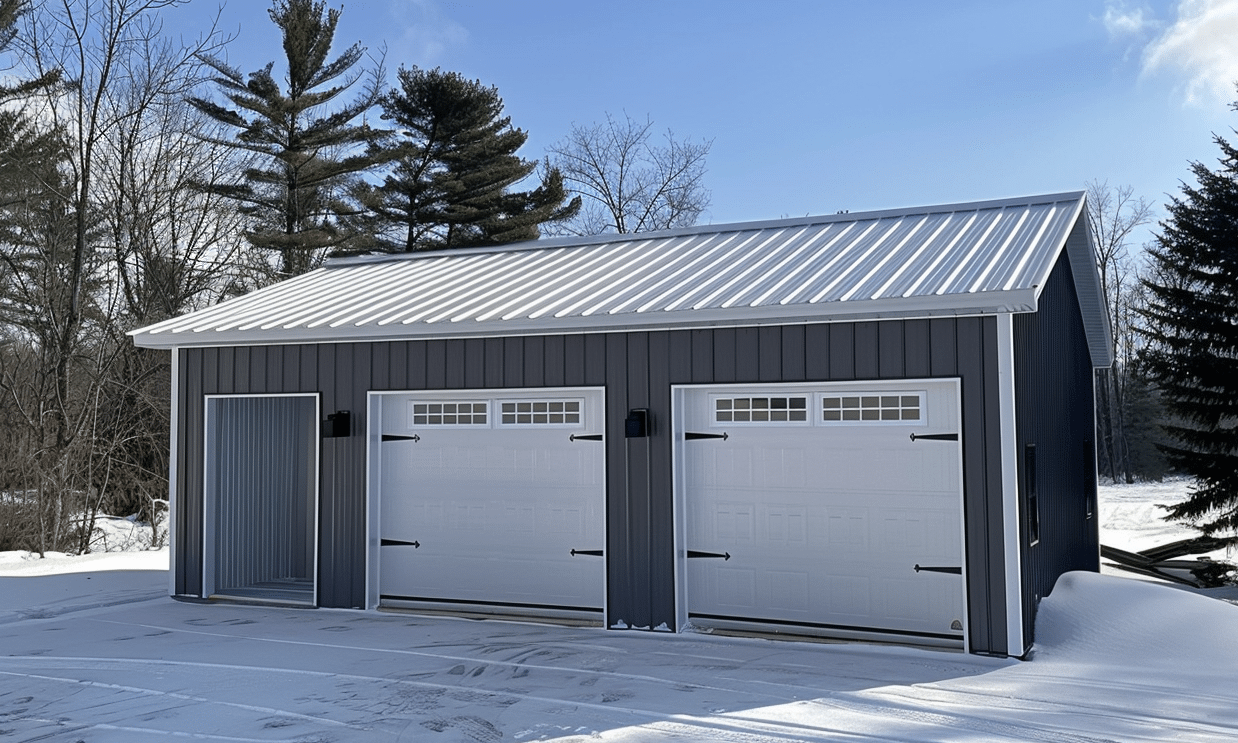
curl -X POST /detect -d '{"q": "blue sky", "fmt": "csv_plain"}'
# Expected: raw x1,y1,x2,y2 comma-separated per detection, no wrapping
171,0,1238,246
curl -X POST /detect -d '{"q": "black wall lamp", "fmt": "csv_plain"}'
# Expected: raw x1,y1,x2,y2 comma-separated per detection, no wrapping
625,408,649,438
323,410,351,438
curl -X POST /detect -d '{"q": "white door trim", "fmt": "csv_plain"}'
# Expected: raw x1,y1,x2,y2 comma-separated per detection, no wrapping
201,392,320,604
366,386,608,624
672,378,967,648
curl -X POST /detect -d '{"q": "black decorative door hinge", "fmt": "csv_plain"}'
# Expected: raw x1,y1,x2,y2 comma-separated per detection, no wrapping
382,434,421,442
914,564,961,575
910,432,958,442
570,548,604,557
381,538,420,548
687,550,731,560
570,433,604,442
685,431,729,441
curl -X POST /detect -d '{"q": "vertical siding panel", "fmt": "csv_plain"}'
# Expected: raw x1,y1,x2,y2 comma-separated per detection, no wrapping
829,323,854,379
626,333,652,628
463,338,485,388
758,326,782,381
564,335,586,386
604,333,631,626
735,328,760,381
805,324,830,380
523,336,545,387
484,338,504,388
181,349,204,595
929,319,958,376
781,325,806,382
300,345,319,390
713,328,737,383
372,342,391,390
667,330,692,385
216,348,234,392
444,339,466,388
426,340,447,389
406,342,426,389
280,346,300,391
647,331,675,629
904,319,931,378
956,316,1003,656
544,335,565,386
233,347,250,393
690,329,713,383
584,334,607,385
878,321,905,378
854,323,879,378
387,342,407,389
504,337,524,387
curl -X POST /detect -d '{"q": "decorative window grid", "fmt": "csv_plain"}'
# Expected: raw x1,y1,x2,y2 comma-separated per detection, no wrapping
822,393,923,423
409,401,488,426
500,400,582,425
714,396,808,423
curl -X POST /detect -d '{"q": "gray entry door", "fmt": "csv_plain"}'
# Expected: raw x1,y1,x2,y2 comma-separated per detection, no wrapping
680,380,965,645
376,389,605,620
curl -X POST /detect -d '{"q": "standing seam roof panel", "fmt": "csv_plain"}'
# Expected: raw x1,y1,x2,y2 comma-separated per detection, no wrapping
129,192,1102,362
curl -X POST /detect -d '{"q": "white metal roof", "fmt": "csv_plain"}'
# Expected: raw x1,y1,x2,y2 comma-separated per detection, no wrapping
130,191,1111,365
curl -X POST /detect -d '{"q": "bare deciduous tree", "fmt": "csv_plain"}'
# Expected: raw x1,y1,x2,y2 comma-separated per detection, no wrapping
547,112,712,236
1085,180,1155,483
0,0,239,553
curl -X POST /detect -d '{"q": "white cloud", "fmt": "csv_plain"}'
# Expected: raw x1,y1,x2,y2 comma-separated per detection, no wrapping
386,0,470,66
1143,0,1238,104
1103,2,1154,36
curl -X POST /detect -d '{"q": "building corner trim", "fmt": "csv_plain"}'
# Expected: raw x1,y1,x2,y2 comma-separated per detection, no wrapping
996,313,1024,656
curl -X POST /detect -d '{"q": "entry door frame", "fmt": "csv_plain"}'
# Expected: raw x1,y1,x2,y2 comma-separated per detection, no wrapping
201,392,321,604
671,378,968,650
365,386,609,621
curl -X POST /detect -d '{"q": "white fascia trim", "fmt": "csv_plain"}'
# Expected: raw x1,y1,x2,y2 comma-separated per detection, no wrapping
131,291,1040,350
996,313,1024,656
168,347,179,598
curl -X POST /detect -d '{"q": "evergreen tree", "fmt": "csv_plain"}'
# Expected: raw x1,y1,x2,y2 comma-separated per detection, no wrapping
1139,131,1238,537
352,66,579,252
189,0,386,277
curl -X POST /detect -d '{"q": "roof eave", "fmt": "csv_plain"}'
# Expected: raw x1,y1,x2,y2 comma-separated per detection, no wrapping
130,290,1039,350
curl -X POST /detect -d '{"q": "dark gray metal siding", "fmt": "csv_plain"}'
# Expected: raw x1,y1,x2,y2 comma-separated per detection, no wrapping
1014,230,1102,651
176,316,1013,654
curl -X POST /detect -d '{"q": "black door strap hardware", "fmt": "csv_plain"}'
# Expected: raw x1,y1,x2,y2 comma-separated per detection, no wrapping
687,550,731,560
910,432,958,442
914,564,962,575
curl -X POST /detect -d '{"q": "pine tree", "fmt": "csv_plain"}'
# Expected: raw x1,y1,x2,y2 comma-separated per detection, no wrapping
1139,131,1238,537
189,0,386,277
352,66,578,253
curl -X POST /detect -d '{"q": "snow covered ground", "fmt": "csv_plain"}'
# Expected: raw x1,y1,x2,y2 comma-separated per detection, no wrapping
0,480,1235,741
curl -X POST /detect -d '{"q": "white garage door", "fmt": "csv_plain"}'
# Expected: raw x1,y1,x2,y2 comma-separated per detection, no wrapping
373,388,606,621
678,380,965,646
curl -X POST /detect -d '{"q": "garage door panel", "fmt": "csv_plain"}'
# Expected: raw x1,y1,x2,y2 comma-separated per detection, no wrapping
376,389,605,617
682,381,965,644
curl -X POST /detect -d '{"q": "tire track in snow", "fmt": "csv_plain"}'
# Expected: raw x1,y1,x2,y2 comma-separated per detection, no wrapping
91,618,799,701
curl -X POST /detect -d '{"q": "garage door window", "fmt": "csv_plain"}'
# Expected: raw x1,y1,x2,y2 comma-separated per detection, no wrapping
500,399,582,425
821,393,923,423
410,401,488,425
714,396,808,423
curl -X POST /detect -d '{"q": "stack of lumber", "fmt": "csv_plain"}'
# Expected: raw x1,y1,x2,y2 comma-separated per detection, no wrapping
1101,536,1234,588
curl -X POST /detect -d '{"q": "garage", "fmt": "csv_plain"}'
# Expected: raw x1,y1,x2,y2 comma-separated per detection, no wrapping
136,191,1108,657
675,380,965,646
368,388,607,622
